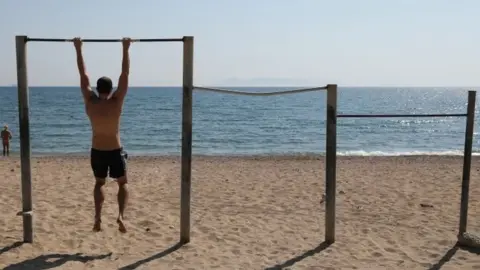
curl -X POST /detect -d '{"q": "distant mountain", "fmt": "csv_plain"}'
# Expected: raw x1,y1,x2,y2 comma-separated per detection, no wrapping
214,77,320,87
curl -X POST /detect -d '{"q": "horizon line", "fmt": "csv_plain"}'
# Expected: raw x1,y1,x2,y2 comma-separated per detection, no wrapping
1,85,479,88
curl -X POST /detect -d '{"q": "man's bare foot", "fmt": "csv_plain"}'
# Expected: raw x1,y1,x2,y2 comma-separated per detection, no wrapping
93,219,102,232
117,217,127,233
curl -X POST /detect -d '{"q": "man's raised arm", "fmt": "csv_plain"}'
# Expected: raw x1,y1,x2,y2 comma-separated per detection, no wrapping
113,38,132,101
73,37,93,101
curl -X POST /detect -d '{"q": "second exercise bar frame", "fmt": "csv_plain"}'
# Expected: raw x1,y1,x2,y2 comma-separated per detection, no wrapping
326,86,477,244
15,35,194,244
325,84,337,244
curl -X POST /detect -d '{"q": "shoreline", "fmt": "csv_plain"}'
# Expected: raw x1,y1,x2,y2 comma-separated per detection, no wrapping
0,155,478,165
1,152,478,159
0,154,480,165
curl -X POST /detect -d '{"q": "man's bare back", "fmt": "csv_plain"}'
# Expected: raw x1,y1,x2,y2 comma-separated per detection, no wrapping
86,96,123,150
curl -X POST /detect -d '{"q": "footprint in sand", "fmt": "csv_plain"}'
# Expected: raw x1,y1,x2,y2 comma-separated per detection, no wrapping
384,247,397,253
372,251,383,257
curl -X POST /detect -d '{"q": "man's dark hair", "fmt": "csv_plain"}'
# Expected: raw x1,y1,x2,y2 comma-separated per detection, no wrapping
96,76,113,94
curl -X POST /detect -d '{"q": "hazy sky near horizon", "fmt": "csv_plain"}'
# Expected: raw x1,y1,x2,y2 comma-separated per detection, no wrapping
0,0,479,87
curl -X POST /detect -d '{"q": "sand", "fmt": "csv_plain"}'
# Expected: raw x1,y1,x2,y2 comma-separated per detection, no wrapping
1,155,480,270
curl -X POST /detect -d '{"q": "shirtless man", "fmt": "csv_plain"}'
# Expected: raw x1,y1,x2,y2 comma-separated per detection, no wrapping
1,125,12,156
73,37,131,232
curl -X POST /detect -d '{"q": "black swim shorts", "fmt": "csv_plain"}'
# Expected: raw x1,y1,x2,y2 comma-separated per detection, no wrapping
90,148,128,179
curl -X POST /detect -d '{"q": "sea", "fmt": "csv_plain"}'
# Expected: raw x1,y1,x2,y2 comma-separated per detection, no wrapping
0,86,479,156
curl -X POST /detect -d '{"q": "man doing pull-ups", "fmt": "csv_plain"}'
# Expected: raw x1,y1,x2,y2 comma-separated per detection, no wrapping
73,37,132,233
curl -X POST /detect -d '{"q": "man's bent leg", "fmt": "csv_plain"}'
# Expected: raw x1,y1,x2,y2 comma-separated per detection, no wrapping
110,149,128,233
93,178,106,232
6,144,9,156
90,148,108,232
116,177,128,233
2,144,5,156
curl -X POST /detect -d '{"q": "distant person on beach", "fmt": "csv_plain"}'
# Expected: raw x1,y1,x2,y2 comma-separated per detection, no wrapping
73,37,132,233
1,125,12,156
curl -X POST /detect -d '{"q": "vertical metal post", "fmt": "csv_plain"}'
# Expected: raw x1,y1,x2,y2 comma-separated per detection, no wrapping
325,84,337,244
180,36,194,244
458,90,476,236
15,35,33,243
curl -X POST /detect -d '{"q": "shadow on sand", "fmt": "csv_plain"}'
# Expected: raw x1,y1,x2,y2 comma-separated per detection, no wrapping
0,242,24,256
264,241,332,270
4,252,112,270
428,243,480,270
1,241,184,270
118,242,184,270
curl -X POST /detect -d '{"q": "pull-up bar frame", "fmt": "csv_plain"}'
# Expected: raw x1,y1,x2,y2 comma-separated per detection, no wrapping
15,35,194,244
26,37,185,43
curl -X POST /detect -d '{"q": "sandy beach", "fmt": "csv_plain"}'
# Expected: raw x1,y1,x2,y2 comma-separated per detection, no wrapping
1,155,480,269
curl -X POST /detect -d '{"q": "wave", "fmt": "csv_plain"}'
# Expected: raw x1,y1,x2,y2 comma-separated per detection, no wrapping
337,150,480,156
24,149,480,157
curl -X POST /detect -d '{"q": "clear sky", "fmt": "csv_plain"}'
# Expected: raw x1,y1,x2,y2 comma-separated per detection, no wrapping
0,0,479,87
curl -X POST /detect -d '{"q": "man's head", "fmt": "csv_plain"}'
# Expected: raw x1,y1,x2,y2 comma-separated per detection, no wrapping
96,76,113,99
3,125,7,131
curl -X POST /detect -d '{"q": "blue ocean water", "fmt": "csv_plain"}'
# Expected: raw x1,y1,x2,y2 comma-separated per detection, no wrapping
0,86,478,156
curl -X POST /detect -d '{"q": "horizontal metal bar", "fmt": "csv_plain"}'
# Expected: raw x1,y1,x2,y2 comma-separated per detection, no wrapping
338,113,467,118
26,38,184,43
